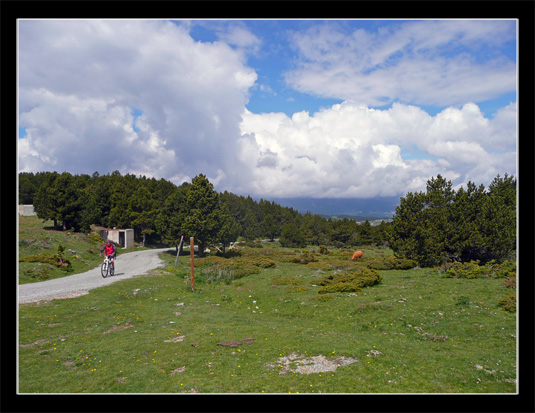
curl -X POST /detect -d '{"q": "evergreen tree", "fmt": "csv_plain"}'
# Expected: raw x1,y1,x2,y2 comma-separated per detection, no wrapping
216,205,241,253
77,180,101,233
155,184,189,251
34,171,60,227
358,220,374,245
181,174,222,257
477,174,517,262
243,210,261,241
261,214,279,241
19,172,37,204
129,186,155,246
50,172,83,231
390,174,516,266
373,220,391,247
280,223,306,248
451,181,487,262
329,218,358,246
300,212,328,245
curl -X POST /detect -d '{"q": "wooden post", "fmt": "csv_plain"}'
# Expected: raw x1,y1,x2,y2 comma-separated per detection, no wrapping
174,236,184,268
190,237,195,291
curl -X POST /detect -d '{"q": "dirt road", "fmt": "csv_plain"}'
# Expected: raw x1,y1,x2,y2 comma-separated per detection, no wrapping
19,248,173,304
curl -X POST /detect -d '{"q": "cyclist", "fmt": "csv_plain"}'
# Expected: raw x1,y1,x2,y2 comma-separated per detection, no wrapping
100,239,117,269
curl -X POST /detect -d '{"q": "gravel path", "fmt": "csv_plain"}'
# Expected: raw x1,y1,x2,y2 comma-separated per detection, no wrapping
19,248,173,304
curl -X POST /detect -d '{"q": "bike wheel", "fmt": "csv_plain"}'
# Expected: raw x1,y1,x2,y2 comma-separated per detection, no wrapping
101,261,108,278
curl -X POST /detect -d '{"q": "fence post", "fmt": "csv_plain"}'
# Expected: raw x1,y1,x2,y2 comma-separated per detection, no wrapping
175,236,184,268
190,237,195,291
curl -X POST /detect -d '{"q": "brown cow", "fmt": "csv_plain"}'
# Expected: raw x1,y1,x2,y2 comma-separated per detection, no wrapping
350,250,363,261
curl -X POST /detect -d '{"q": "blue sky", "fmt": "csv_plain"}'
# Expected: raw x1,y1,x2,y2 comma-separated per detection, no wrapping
183,19,517,117
18,19,517,198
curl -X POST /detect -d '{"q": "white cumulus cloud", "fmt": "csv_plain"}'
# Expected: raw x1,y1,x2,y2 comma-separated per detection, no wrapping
239,101,516,198
18,19,257,187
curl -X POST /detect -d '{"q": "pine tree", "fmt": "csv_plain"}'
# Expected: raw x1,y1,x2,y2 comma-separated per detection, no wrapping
181,174,222,257
129,186,155,246
390,174,516,266
280,223,306,248
216,205,241,253
155,184,189,251
261,214,278,241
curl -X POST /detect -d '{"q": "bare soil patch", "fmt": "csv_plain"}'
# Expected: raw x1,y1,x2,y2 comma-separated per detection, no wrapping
103,322,133,334
217,337,255,347
268,352,358,375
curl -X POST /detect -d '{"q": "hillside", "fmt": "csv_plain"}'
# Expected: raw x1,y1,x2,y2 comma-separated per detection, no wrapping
18,216,123,284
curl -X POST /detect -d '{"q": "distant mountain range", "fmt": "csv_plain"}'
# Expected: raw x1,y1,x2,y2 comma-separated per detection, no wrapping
268,196,401,220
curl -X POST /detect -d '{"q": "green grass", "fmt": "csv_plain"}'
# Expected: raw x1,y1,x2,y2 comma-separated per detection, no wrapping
18,239,517,393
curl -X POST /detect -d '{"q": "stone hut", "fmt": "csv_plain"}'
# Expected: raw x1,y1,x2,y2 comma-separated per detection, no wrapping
96,227,134,249
18,205,37,216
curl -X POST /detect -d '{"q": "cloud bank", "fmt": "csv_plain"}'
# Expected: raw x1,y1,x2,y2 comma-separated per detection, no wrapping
19,20,256,187
18,19,517,199
239,101,516,198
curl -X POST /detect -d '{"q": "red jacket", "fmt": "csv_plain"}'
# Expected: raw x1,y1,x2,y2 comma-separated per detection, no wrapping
104,243,116,256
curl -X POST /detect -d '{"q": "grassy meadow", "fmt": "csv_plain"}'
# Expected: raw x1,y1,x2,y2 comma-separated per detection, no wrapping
17,218,517,394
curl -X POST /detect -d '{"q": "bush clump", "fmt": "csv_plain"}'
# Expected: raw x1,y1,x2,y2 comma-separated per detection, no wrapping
315,268,382,294
290,251,318,265
271,277,303,286
254,257,277,268
19,253,72,271
365,256,417,270
437,260,516,279
194,254,277,283
242,241,263,248
498,292,516,312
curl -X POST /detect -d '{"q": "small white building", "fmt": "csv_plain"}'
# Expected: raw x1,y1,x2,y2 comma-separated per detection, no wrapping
18,204,37,216
98,228,134,249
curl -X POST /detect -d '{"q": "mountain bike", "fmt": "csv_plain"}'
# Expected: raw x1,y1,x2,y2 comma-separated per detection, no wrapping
100,254,115,278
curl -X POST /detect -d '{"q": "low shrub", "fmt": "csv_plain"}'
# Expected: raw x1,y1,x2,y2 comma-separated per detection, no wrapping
503,276,516,289
316,268,382,294
364,256,417,270
288,285,309,293
22,268,50,280
88,232,105,244
19,253,72,271
498,292,516,312
290,251,318,265
305,259,353,272
194,255,274,283
438,260,516,279
254,257,277,268
313,294,335,302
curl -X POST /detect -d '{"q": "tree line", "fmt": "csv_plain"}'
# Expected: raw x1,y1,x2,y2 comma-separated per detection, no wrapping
18,171,391,254
389,173,516,266
19,171,516,265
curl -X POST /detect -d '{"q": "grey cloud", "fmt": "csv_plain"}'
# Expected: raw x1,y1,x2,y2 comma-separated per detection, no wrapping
256,150,279,168
18,20,257,188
